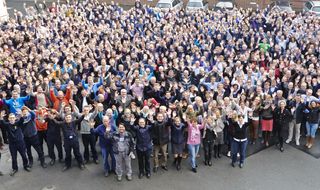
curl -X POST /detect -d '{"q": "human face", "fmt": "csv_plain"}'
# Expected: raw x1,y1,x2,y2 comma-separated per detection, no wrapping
157,114,164,122
65,115,72,123
103,116,110,127
22,109,29,117
8,115,16,124
138,119,146,128
119,124,125,133
12,92,18,99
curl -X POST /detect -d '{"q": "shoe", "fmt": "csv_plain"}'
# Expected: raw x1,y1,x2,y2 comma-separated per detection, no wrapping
296,141,300,146
126,175,132,181
93,160,99,164
217,154,221,158
266,142,269,147
280,147,284,152
117,176,122,182
10,169,18,176
231,163,235,168
24,166,31,172
227,151,231,157
49,159,55,166
62,166,70,172
208,161,212,166
29,160,33,168
146,173,151,179
138,173,144,179
191,168,197,173
204,160,208,166
84,160,89,164
79,164,85,170
252,140,256,145
0,171,3,176
176,164,181,171
59,159,64,163
104,172,109,177
285,139,291,144
110,169,116,175
161,166,168,171
239,163,244,168
41,162,48,168
153,167,158,173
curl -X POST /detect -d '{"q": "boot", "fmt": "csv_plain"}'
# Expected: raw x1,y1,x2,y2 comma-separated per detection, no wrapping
305,136,310,147
308,138,314,149
173,157,177,166
217,144,222,158
213,145,218,159
176,156,182,171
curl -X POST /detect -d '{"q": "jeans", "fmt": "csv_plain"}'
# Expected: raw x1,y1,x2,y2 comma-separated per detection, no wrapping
136,149,151,174
101,146,115,173
82,134,98,161
287,120,301,142
231,139,248,164
306,122,318,138
188,144,200,169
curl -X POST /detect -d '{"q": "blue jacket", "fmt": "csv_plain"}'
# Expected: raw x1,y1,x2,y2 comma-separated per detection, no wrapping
170,123,186,145
91,124,117,148
22,111,37,138
3,96,30,114
82,77,103,98
132,125,153,151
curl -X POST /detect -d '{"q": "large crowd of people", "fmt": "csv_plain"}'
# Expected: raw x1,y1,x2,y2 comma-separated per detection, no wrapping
0,0,319,181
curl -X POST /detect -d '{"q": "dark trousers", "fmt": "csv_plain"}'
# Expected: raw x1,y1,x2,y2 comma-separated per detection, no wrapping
24,135,45,164
136,149,151,175
275,127,284,148
64,139,83,167
9,141,29,170
47,137,63,160
101,146,116,172
38,130,48,154
203,140,214,162
1,127,8,143
231,139,248,164
81,134,98,161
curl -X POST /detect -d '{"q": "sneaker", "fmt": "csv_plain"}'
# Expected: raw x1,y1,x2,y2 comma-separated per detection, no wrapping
117,176,122,182
138,173,144,179
161,165,168,171
191,168,197,173
79,164,85,170
237,153,240,157
239,163,244,168
10,169,18,176
285,139,291,144
93,160,99,164
104,172,109,177
126,175,132,181
62,166,70,172
296,141,300,146
146,173,151,179
231,162,235,168
227,151,231,157
49,159,55,166
41,162,48,168
280,147,284,152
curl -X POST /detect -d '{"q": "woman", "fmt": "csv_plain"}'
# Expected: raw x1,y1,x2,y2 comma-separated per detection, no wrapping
250,97,261,144
304,101,320,149
260,95,274,146
231,115,249,168
273,100,292,152
170,115,186,170
202,116,216,166
186,116,204,173
213,110,224,159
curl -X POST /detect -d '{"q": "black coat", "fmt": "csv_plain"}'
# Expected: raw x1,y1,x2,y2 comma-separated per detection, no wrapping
152,121,170,146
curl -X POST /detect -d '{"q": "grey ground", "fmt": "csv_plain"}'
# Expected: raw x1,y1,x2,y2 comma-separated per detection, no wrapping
0,143,319,190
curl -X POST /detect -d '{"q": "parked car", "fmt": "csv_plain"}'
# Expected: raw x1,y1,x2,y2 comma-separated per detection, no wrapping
213,0,236,12
155,0,183,10
303,1,320,15
186,0,209,13
268,0,294,13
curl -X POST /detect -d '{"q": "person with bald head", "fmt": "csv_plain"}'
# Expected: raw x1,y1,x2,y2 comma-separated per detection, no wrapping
50,85,72,111
91,116,117,177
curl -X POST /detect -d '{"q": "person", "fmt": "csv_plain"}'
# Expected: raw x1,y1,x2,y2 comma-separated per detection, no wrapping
90,116,117,177
21,106,47,168
202,115,216,166
151,112,170,172
47,111,85,171
212,110,224,159
286,95,305,146
186,116,204,173
44,109,63,165
0,132,3,176
0,90,30,114
50,86,72,111
131,117,153,179
231,115,249,168
249,97,261,144
260,96,274,147
304,101,320,149
0,112,31,176
105,123,135,182
273,100,292,152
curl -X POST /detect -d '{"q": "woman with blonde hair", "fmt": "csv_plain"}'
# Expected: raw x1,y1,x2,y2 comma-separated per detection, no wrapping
213,109,224,159
260,95,274,146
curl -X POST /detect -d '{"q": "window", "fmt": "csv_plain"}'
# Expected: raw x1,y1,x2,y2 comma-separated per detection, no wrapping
305,2,312,10
172,0,178,7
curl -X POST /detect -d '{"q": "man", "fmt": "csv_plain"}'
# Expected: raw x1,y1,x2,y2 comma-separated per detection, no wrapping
0,131,3,175
21,106,47,168
74,104,98,164
50,86,72,111
105,123,135,181
0,112,31,176
48,112,85,171
91,116,116,177
152,113,170,172
0,90,30,114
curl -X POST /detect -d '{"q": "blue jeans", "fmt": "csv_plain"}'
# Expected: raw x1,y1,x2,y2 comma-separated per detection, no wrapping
188,144,200,169
231,139,248,164
306,122,318,138
101,146,116,173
